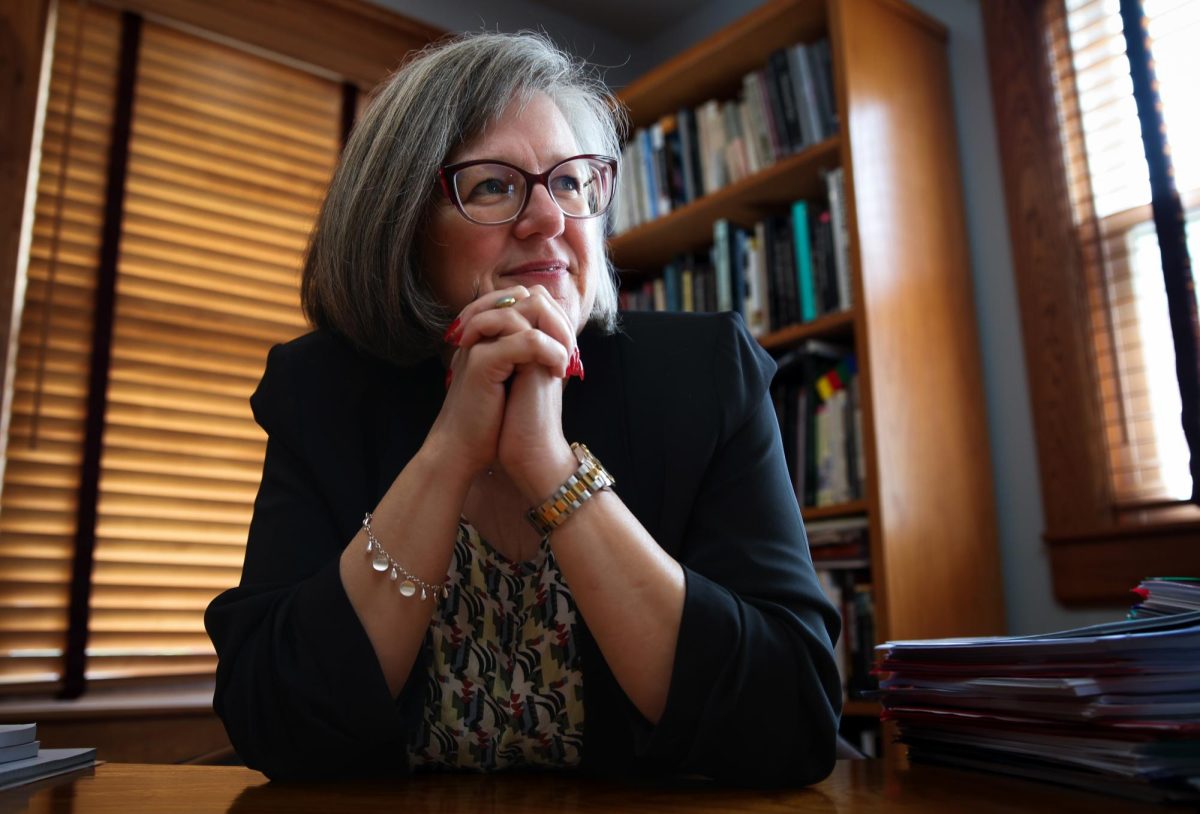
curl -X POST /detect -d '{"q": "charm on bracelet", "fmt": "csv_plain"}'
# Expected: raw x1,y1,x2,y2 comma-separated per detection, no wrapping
362,512,448,601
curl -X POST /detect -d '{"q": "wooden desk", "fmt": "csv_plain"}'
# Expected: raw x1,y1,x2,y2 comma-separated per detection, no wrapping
1,760,1166,813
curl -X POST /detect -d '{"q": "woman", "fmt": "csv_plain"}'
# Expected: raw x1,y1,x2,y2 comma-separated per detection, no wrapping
205,31,841,786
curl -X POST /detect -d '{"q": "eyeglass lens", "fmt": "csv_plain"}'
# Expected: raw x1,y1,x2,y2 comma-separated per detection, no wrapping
450,157,614,224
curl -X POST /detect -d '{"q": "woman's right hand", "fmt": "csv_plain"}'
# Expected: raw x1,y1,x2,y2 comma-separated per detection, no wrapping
423,285,574,481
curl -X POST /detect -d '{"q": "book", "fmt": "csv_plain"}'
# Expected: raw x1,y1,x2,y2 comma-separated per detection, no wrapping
768,48,803,153
677,107,700,203
638,128,660,220
825,167,852,307
0,740,38,764
1129,577,1200,618
810,39,839,136
791,42,825,144
712,219,733,314
0,724,35,748
0,747,96,792
791,200,817,322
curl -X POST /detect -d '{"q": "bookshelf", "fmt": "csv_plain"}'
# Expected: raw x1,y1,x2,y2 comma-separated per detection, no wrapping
610,0,1006,735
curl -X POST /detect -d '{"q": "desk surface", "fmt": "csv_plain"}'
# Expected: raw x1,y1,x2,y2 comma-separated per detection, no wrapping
1,759,1168,813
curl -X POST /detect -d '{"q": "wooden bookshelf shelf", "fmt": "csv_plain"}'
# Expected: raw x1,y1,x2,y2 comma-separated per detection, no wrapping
609,139,841,271
758,308,855,352
843,699,881,718
802,498,868,521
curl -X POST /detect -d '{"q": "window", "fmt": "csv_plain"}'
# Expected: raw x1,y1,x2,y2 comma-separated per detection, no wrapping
984,0,1200,603
0,0,439,696
1050,0,1199,509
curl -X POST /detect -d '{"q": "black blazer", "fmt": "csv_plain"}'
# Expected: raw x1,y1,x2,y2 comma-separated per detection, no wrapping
205,310,842,786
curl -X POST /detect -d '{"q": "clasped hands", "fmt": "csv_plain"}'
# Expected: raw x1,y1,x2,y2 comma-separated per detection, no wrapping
428,285,581,501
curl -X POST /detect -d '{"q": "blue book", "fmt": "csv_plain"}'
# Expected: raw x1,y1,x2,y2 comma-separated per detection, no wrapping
663,261,682,312
638,128,659,220
791,200,817,321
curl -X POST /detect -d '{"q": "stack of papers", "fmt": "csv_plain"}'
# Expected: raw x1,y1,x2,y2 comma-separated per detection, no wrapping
875,611,1200,803
1129,577,1200,618
0,724,96,791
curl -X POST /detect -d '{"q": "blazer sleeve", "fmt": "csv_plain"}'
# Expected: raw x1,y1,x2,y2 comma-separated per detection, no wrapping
635,313,843,787
204,342,426,780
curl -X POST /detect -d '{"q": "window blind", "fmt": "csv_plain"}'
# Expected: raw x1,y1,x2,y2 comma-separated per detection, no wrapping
87,19,340,683
0,0,341,689
0,0,121,691
1050,0,1199,506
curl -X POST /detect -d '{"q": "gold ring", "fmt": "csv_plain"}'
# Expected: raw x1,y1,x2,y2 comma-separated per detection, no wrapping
494,295,518,309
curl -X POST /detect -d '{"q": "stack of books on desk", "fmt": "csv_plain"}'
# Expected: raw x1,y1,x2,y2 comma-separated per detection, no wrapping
1129,576,1200,618
875,608,1200,803
0,724,96,791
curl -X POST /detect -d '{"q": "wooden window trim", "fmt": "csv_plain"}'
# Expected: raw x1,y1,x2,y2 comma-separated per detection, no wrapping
982,0,1200,605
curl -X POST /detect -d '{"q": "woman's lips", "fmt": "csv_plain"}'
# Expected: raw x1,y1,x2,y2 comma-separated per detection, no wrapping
500,264,569,287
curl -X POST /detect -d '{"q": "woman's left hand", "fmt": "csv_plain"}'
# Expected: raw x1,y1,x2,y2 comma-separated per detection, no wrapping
454,285,578,497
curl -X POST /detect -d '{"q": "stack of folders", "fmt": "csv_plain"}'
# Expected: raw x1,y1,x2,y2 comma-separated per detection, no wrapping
875,605,1200,803
0,724,96,791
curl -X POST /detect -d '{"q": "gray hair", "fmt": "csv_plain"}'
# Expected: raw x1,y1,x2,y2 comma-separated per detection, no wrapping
300,31,627,365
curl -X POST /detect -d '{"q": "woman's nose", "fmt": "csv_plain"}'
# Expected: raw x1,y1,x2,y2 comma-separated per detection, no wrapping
513,181,566,238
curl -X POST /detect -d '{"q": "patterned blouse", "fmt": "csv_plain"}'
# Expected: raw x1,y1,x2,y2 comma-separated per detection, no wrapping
406,520,585,771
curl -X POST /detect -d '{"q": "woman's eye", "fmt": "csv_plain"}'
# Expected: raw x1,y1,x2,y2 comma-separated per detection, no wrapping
471,178,514,198
551,174,583,194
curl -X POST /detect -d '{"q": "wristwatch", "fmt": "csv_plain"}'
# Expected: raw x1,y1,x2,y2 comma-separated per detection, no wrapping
525,443,615,537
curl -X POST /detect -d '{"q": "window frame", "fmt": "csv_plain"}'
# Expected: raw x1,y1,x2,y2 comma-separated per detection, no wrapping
983,0,1200,605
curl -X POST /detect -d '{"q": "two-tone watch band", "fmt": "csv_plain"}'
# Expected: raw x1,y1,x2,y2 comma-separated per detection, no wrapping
525,442,614,537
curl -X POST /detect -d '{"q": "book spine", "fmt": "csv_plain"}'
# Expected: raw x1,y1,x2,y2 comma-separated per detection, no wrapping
786,44,815,147
775,214,800,325
652,277,666,312
792,42,824,143
769,48,804,153
700,99,726,192
812,39,839,135
826,167,852,308
753,221,771,334
677,107,697,204
742,72,775,168
792,200,817,322
713,219,733,313
663,261,681,312
638,128,659,220
731,225,748,319
650,122,671,217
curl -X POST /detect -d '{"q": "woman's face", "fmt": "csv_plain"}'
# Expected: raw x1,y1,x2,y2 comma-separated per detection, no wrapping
421,93,603,333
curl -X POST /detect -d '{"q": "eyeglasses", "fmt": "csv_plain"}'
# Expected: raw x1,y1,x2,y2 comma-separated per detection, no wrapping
437,154,618,225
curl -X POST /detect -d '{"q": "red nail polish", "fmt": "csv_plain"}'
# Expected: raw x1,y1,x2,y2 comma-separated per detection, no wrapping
444,368,453,390
443,318,462,346
568,347,584,381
